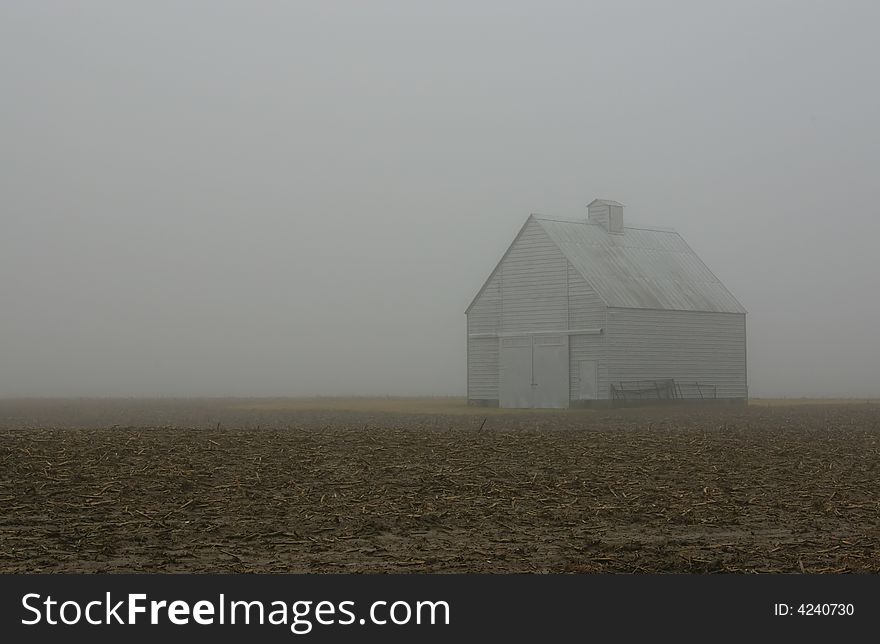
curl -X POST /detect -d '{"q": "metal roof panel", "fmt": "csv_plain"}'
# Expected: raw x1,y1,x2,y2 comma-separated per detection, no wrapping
535,217,745,314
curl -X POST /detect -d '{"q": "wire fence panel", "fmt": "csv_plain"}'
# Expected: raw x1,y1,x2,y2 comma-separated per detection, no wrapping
610,379,717,401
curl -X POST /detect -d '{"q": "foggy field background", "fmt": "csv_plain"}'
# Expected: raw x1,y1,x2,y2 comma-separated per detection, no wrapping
0,396,877,431
2,1,879,399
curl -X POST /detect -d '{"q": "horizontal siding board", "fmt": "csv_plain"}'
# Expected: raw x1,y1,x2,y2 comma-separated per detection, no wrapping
467,338,499,399
607,309,746,398
467,272,500,336
500,219,567,334
467,271,500,400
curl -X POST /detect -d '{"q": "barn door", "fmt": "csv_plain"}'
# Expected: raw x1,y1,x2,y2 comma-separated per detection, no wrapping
578,360,598,400
499,334,569,408
532,335,569,408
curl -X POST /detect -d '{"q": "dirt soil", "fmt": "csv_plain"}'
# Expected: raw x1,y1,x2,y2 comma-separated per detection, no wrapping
1,398,878,573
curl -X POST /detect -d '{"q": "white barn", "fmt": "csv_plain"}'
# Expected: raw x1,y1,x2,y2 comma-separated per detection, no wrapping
466,200,747,408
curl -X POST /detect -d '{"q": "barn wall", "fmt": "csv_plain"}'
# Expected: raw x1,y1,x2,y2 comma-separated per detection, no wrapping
467,271,500,400
499,218,568,333
467,218,569,403
567,262,608,401
606,309,747,399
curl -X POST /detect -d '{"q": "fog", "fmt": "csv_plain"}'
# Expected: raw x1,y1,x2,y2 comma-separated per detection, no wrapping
2,1,878,398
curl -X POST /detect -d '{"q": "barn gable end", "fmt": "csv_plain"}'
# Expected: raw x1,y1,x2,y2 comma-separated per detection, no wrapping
466,217,607,406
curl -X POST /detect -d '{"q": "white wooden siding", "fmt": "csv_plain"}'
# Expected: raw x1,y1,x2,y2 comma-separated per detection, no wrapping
500,218,568,333
467,272,500,399
567,262,608,400
467,271,500,335
606,309,747,398
468,337,499,400
466,218,568,401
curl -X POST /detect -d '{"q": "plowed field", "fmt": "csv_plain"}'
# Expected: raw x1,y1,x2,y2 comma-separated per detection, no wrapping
1,399,878,572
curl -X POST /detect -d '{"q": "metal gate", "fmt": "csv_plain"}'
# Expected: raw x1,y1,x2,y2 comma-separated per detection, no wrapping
499,334,569,408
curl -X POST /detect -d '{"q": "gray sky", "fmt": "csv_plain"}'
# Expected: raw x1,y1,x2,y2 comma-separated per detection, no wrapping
2,1,879,398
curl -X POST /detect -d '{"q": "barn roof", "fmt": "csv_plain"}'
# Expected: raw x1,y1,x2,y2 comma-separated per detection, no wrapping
534,216,746,314
466,215,745,315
